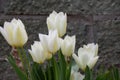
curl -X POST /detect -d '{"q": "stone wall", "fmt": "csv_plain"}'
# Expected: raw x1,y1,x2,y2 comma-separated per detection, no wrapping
0,0,120,80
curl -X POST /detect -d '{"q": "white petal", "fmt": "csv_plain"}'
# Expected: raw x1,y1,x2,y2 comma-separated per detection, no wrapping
88,56,99,69
72,54,84,70
13,26,28,47
0,27,10,44
39,33,48,50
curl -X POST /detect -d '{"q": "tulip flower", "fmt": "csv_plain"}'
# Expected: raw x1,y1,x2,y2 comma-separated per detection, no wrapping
0,18,28,47
28,41,49,63
70,65,84,80
47,11,67,37
72,43,99,71
61,35,76,56
39,30,60,54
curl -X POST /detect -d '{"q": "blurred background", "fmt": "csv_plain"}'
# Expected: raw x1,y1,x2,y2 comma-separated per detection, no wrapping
0,0,120,80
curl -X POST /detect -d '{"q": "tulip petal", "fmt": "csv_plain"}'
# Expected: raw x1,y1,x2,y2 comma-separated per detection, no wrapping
39,33,48,50
13,26,28,47
88,56,99,69
72,54,84,70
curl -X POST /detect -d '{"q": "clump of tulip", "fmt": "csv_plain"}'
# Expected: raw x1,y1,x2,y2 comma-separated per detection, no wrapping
72,43,99,71
0,11,119,80
0,18,28,47
47,11,67,37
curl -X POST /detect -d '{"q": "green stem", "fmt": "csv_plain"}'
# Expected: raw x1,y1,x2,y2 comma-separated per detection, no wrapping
52,56,59,80
17,48,27,73
41,68,47,80
17,47,32,79
58,50,66,80
66,57,72,80
48,60,52,80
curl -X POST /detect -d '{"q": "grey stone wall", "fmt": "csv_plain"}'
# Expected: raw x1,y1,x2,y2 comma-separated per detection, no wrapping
0,0,120,80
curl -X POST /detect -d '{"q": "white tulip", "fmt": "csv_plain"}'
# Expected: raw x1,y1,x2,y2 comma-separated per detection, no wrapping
61,35,76,56
39,30,60,54
70,65,84,80
28,41,48,63
47,11,67,37
0,18,28,47
72,43,99,71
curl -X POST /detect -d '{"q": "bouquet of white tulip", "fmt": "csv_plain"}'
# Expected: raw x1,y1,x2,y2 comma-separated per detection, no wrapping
0,11,119,80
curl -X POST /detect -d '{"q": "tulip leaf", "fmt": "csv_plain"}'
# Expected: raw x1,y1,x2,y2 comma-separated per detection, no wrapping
46,62,52,80
66,58,72,80
7,54,28,80
96,71,110,80
31,62,47,80
110,67,120,80
96,66,120,80
84,66,93,80
51,56,60,80
58,50,66,80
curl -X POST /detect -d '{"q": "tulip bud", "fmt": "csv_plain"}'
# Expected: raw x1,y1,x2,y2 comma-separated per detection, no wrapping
61,35,76,56
0,18,28,47
70,65,84,80
28,41,48,63
72,43,99,71
39,30,60,54
47,11,67,37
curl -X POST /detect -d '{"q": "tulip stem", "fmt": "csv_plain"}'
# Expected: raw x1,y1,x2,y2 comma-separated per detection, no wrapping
17,48,27,73
58,50,66,80
17,47,31,79
66,57,72,80
48,60,52,80
51,56,59,80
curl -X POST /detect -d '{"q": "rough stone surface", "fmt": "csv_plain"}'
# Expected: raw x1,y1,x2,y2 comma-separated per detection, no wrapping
95,20,120,67
0,0,120,80
2,0,120,14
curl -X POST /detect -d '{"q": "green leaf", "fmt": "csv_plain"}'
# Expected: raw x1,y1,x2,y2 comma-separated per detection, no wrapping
96,66,120,80
84,66,93,80
17,48,29,74
111,67,120,80
58,50,66,80
31,62,46,80
96,71,110,80
7,54,28,80
66,59,72,80
51,56,60,80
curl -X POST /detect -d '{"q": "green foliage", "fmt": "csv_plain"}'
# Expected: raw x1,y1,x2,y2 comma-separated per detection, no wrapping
8,48,72,80
84,66,93,80
7,54,28,80
7,48,120,80
30,50,72,80
96,67,120,80
83,66,120,80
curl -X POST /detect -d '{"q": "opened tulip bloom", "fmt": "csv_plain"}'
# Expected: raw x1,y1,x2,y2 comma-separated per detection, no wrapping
39,30,60,54
28,41,49,63
47,11,67,37
72,43,99,71
0,18,28,47
61,35,76,56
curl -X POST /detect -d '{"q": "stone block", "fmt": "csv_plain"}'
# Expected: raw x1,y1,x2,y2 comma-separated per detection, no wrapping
94,20,120,69
2,0,120,15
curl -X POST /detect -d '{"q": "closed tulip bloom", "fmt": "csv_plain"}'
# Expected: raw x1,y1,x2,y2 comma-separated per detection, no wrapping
28,41,48,63
70,71,84,80
61,35,76,56
72,43,99,71
39,30,60,54
70,65,84,80
0,18,28,47
47,11,67,37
